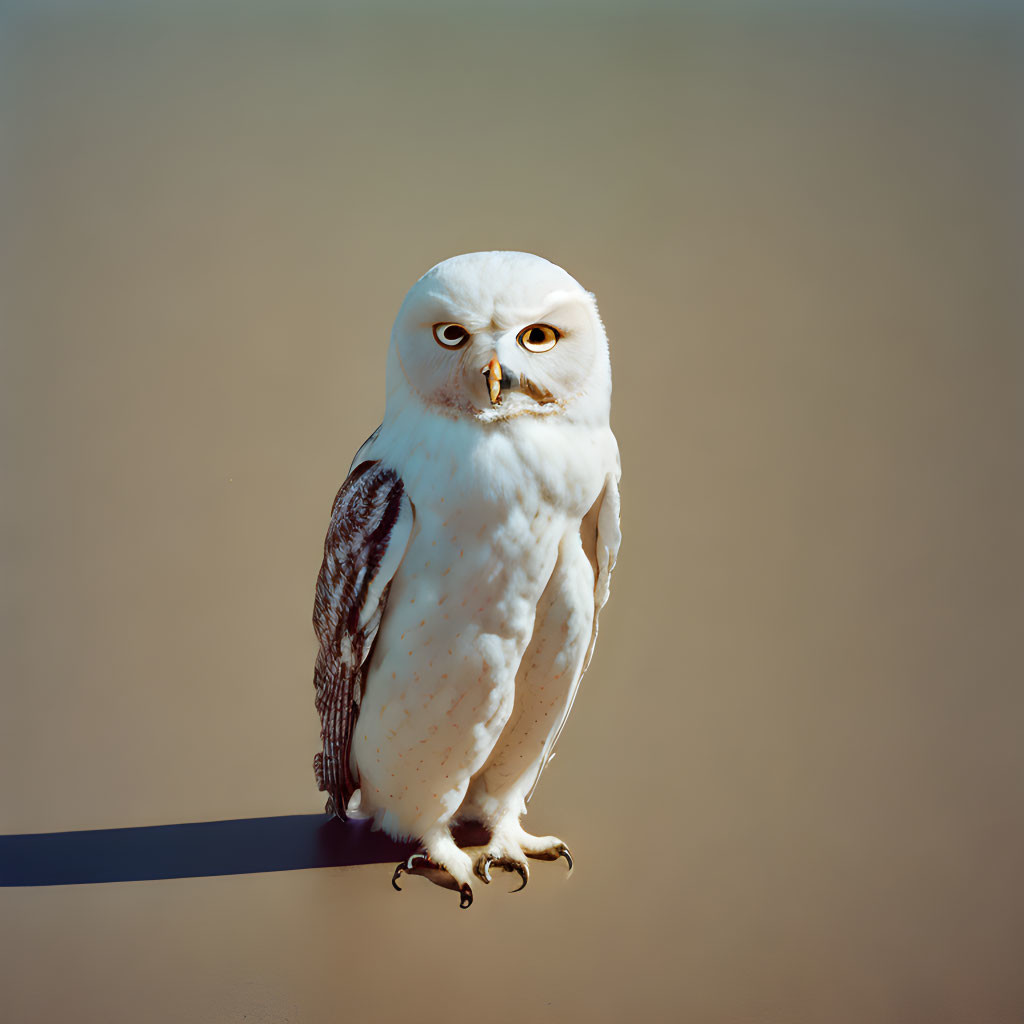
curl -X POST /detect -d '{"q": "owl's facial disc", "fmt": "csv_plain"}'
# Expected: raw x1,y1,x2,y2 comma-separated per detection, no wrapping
396,313,584,419
433,307,591,420
389,252,609,423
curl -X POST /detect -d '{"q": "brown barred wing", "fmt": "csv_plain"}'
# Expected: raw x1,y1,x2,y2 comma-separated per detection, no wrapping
312,459,413,819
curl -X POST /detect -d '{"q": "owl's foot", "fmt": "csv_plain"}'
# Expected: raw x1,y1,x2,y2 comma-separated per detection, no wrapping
390,829,476,908
462,823,572,891
465,846,531,891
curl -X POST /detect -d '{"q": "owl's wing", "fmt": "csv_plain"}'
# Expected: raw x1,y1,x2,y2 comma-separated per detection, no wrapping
313,457,414,819
524,468,621,804
581,468,622,673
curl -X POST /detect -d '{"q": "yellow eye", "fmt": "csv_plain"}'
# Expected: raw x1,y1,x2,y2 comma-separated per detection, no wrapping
432,323,470,349
517,324,560,353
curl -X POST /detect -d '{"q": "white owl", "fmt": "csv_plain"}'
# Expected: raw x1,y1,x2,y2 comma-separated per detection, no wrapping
313,251,620,907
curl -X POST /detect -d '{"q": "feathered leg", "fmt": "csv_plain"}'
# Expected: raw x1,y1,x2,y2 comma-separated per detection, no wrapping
459,535,593,888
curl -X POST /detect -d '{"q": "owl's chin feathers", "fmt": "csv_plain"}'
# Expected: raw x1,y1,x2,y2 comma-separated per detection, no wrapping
472,395,566,424
419,385,567,423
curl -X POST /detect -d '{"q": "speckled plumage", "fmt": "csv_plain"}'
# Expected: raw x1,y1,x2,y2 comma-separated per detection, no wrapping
313,252,620,904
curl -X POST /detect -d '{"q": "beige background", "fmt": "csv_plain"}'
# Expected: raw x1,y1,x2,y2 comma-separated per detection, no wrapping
2,3,1022,1022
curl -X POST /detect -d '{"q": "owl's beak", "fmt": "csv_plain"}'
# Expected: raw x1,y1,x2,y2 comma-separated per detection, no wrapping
481,356,513,406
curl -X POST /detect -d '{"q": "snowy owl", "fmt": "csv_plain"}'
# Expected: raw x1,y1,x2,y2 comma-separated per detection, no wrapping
312,251,621,907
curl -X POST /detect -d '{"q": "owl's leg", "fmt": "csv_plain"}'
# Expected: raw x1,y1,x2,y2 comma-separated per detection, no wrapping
459,535,593,888
391,826,477,908
355,656,513,909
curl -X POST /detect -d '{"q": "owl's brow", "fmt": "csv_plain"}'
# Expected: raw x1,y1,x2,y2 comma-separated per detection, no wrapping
415,288,587,335
417,304,490,332
492,290,588,330
417,317,491,335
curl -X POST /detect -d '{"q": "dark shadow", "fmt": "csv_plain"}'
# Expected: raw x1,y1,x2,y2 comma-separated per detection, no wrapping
0,815,419,886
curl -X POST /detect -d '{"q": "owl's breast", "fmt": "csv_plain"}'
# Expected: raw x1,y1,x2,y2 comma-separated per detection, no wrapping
379,480,563,661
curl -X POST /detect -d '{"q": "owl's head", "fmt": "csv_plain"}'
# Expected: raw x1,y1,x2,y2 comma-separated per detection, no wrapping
386,252,611,425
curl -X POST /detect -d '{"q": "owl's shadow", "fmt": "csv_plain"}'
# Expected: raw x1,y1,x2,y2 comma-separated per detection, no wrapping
0,814,430,887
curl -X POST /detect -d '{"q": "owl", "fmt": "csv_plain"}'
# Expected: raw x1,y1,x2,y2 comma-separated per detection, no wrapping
313,251,620,907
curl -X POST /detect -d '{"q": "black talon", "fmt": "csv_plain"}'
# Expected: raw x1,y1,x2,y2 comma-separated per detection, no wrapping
511,863,529,892
459,884,473,909
393,852,432,891
558,845,573,872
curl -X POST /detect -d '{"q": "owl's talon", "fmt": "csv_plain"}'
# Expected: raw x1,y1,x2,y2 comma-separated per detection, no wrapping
557,844,573,872
392,852,434,891
510,862,529,892
474,852,529,890
459,883,473,909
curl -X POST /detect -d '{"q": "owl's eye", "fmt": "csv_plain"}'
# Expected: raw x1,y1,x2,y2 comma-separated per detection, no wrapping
432,323,470,349
517,324,560,353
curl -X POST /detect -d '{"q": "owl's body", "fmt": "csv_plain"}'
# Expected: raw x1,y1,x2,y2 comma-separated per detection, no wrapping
313,252,620,905
352,398,617,840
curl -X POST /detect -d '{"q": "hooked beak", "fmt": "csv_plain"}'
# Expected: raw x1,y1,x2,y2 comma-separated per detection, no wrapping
481,356,514,406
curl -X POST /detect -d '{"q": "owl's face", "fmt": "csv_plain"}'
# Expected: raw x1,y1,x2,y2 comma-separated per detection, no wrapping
387,252,610,425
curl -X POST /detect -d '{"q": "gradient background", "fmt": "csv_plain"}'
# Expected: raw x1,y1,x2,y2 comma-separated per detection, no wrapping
1,2,1022,1021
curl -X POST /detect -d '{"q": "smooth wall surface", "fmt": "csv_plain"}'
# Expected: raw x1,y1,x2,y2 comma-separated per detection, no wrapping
2,3,1022,1021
